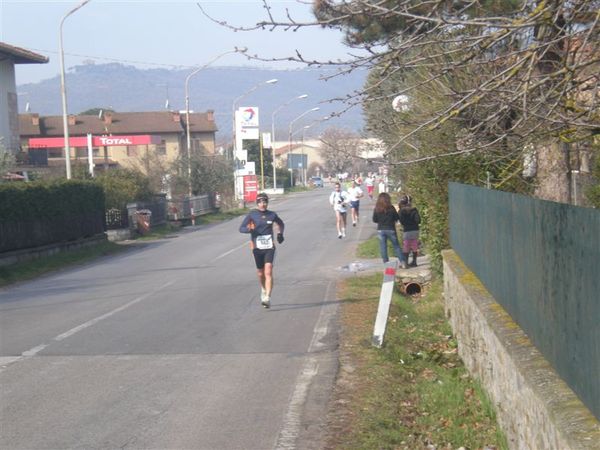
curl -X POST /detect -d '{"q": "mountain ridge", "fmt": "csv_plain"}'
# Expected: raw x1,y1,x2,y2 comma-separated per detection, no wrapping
18,62,367,140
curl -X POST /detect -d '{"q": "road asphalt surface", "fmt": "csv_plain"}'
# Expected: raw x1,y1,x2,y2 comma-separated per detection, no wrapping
0,188,374,450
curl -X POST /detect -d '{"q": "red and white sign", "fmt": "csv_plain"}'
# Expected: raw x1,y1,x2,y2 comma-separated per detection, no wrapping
237,107,259,127
29,135,161,148
243,175,258,203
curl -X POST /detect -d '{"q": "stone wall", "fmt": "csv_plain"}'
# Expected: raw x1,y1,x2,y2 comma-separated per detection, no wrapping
442,249,600,450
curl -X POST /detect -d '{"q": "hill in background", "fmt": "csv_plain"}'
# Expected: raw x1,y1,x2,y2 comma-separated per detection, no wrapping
18,62,367,142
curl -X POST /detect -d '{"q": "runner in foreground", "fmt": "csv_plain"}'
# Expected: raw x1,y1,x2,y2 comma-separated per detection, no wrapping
239,193,285,308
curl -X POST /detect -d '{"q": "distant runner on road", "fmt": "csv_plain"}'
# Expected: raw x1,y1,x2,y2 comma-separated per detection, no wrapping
239,193,285,308
347,180,364,227
329,182,350,239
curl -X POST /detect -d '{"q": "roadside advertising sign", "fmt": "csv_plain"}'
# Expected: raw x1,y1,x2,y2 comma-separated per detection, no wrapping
240,128,259,140
262,132,272,149
237,107,259,127
243,175,258,202
29,135,161,148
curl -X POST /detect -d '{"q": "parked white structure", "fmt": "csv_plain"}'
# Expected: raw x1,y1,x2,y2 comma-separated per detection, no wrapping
0,42,48,153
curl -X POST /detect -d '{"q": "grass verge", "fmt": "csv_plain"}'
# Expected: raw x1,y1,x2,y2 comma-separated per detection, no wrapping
325,273,507,449
357,231,411,260
0,241,126,288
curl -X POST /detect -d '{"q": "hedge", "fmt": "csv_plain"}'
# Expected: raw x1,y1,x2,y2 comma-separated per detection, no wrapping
0,180,106,253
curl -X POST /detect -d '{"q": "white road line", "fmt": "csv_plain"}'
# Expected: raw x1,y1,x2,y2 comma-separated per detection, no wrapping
54,280,174,341
308,280,335,352
0,280,174,372
275,280,336,449
215,241,249,260
21,344,48,357
0,356,24,370
275,357,319,450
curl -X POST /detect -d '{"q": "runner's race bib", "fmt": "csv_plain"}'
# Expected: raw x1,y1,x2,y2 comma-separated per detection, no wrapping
256,234,274,250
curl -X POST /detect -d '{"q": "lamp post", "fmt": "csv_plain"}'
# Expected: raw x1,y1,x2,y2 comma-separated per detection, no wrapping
271,94,308,190
185,48,246,224
232,78,278,203
296,116,329,186
288,107,319,187
301,125,311,186
59,0,91,180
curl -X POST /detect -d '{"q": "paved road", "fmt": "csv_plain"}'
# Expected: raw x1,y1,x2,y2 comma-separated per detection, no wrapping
0,188,374,450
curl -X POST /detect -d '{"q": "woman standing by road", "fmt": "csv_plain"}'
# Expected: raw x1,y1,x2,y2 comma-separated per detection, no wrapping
372,192,407,268
239,193,285,309
399,194,421,267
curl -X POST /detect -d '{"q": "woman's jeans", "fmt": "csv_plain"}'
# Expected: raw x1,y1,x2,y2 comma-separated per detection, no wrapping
377,229,405,263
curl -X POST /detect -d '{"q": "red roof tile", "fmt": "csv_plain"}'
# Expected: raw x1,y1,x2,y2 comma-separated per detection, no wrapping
19,111,217,137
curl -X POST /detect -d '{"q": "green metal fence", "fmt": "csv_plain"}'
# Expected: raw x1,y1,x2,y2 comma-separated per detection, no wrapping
449,182,600,420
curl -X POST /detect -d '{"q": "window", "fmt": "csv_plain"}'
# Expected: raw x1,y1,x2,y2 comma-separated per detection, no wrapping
76,147,100,158
127,146,138,157
156,140,167,156
48,147,63,158
193,139,204,152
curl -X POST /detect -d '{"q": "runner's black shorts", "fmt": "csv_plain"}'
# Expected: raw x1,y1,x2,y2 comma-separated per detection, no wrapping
253,248,276,269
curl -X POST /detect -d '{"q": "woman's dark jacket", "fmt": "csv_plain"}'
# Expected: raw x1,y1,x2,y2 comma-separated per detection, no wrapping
399,206,420,231
372,207,400,231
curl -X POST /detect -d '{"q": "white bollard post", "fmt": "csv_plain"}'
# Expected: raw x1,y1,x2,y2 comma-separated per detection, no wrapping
372,260,398,348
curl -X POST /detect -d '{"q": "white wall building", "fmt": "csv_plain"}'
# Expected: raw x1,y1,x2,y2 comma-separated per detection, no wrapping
0,42,48,153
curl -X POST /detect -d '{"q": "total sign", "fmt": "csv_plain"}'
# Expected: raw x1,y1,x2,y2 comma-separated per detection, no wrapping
237,107,259,128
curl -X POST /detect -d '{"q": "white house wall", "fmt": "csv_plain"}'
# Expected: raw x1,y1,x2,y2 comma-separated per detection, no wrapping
0,59,19,153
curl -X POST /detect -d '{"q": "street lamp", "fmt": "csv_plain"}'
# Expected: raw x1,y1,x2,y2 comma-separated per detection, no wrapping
301,125,312,186
288,107,319,187
294,116,329,186
185,47,246,224
231,78,278,202
59,0,91,179
271,94,308,190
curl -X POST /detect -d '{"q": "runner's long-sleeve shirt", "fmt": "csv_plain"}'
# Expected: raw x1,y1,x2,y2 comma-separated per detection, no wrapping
239,209,285,247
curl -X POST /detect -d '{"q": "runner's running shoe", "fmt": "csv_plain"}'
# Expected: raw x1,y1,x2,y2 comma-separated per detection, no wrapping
261,296,271,308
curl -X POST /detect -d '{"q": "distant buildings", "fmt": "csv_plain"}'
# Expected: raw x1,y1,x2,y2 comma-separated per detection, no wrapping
0,42,48,154
2,43,218,178
18,110,217,176
273,137,385,177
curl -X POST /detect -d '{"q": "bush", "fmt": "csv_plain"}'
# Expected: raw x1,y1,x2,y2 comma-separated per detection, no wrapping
0,179,105,252
585,148,600,208
93,168,154,209
0,179,104,221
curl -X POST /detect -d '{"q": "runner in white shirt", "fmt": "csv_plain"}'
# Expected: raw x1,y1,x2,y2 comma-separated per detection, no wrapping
347,180,364,227
329,182,350,238
364,174,374,200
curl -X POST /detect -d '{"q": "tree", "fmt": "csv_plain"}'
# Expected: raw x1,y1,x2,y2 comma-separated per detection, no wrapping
200,0,599,169
199,0,600,270
94,168,154,209
0,142,16,181
318,127,361,175
173,148,234,198
130,149,174,196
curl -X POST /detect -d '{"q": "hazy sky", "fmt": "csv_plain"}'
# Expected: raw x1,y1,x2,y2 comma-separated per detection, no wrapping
1,0,356,84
